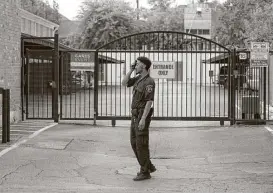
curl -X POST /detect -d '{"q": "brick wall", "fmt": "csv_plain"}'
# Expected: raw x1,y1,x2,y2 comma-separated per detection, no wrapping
0,0,21,124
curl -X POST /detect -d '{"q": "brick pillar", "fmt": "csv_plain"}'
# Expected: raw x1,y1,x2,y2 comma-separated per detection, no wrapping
0,0,21,123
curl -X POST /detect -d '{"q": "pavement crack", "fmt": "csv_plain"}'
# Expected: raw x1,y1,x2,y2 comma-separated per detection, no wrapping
35,169,44,177
1,162,32,183
69,153,91,184
70,152,82,168
30,160,44,178
64,139,74,150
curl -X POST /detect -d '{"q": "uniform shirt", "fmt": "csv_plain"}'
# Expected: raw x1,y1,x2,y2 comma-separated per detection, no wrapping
127,74,155,109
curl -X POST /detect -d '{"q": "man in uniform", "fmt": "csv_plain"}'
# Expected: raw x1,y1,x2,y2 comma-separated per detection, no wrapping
122,56,156,181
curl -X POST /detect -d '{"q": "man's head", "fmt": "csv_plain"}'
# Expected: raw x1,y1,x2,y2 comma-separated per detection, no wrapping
135,56,152,74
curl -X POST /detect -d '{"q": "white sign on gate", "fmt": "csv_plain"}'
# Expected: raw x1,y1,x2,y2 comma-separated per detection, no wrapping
150,61,175,79
250,42,269,67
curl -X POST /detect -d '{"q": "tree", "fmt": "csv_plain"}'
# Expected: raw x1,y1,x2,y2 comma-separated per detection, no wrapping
21,0,60,24
214,0,273,48
142,0,184,31
76,0,137,49
148,0,174,11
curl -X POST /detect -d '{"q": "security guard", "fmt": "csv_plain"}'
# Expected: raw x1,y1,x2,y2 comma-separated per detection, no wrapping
122,56,156,181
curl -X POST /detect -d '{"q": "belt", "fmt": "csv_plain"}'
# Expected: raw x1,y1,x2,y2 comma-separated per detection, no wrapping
131,108,144,116
131,108,154,116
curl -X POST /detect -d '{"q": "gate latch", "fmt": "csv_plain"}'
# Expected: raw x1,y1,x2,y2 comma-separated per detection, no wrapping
48,81,56,88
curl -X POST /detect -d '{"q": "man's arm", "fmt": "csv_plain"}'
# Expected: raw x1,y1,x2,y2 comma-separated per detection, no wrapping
121,69,134,86
141,101,153,120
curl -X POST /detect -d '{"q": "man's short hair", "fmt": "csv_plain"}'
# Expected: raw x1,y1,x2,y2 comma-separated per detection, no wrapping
137,56,152,70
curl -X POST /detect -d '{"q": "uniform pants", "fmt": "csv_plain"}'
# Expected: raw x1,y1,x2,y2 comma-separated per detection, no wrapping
130,108,153,174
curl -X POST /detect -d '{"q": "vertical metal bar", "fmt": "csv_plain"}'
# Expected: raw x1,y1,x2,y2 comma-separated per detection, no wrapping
110,51,113,117
195,37,197,117
83,66,86,119
218,50,220,117
124,38,127,117
228,51,232,121
7,89,10,142
64,53,68,119
186,35,188,117
60,53,63,119
89,52,91,119
53,32,59,122
181,34,183,117
264,67,267,120
209,42,212,117
74,67,77,118
32,55,35,118
213,43,216,117
100,53,103,117
157,33,160,117
230,49,236,125
26,51,29,119
47,56,49,118
171,34,174,117
164,33,169,117
2,89,7,143
267,53,272,120
120,41,122,117
79,70,82,118
190,35,193,116
94,51,99,125
176,33,179,117
218,51,221,117
41,58,45,118
21,39,25,121
38,56,40,118
200,47,202,117
114,44,117,118
70,61,72,119
204,43,207,117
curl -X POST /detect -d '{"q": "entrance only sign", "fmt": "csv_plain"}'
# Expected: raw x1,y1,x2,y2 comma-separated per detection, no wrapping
150,61,175,79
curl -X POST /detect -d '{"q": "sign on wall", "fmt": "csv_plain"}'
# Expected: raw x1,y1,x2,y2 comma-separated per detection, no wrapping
250,42,269,67
150,61,175,79
70,52,95,70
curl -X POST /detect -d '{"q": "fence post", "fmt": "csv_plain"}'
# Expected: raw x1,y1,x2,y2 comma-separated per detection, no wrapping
53,31,59,123
93,51,99,126
2,89,7,143
7,89,10,142
230,49,236,125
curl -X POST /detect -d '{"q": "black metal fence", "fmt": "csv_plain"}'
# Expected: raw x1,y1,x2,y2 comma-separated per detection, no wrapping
22,31,273,125
60,51,95,120
1,88,10,143
233,50,272,123
22,34,59,122
94,31,232,125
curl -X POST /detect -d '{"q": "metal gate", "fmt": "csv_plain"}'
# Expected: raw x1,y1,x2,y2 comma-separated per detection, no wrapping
21,31,272,125
59,51,95,120
94,31,233,125
22,34,59,121
233,50,272,123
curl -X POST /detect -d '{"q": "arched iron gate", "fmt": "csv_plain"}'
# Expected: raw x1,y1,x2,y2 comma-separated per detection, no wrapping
94,31,233,125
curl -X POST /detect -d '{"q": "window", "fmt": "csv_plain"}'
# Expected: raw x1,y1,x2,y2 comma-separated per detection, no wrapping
190,29,197,34
198,29,203,35
203,29,210,35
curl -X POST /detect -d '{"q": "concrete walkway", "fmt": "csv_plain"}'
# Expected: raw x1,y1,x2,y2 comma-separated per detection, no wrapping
0,122,272,193
0,120,56,152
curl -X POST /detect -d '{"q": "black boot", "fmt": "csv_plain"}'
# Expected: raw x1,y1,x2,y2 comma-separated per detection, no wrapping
133,173,151,181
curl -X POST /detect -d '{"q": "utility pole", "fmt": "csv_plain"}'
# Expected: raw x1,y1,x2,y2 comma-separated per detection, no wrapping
136,0,139,20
